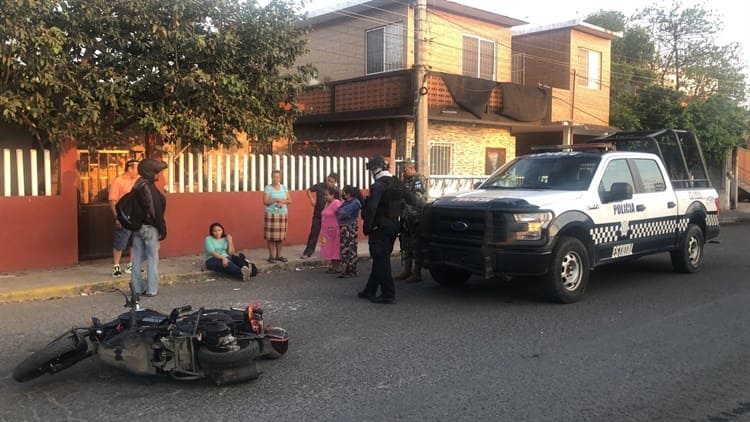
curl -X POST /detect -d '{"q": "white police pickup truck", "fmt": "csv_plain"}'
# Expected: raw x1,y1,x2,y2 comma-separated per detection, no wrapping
419,129,720,303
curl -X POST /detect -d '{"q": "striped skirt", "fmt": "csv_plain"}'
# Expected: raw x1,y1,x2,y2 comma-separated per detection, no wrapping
264,212,288,241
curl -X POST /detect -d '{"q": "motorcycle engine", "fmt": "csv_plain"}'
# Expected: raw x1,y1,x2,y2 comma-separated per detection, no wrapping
201,321,239,351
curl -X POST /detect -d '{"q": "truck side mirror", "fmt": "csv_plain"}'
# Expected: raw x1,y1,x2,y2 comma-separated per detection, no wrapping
608,182,633,202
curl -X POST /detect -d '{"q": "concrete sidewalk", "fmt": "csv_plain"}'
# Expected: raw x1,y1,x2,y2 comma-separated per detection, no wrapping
1,203,748,304
0,240,383,304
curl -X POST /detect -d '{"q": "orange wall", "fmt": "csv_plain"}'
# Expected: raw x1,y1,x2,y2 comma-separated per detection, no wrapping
160,190,324,258
0,142,79,272
0,139,367,272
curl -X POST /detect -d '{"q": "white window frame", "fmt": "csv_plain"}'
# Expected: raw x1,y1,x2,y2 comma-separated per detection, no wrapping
577,48,602,90
462,34,496,80
366,22,404,75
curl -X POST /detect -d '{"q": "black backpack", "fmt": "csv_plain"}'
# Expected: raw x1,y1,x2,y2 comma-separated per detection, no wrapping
115,190,146,231
381,176,405,219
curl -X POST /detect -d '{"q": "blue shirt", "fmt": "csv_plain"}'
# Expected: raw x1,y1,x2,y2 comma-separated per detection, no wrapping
337,198,362,225
264,184,289,215
205,236,229,260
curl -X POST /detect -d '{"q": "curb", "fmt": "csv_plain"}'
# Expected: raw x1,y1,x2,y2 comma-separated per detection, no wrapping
0,256,372,304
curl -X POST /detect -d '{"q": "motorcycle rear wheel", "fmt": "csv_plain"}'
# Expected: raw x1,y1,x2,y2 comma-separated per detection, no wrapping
197,341,260,370
13,333,88,382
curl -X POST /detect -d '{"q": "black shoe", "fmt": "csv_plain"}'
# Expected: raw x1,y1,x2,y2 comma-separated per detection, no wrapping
357,290,373,300
370,296,396,304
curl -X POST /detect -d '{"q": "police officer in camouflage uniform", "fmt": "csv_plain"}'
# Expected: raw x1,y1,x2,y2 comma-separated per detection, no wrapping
395,159,429,283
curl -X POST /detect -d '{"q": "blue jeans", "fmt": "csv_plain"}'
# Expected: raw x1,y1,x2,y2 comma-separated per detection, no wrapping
131,225,160,294
205,257,243,279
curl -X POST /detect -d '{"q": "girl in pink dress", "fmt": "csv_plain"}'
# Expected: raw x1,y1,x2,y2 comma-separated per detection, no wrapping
319,186,342,273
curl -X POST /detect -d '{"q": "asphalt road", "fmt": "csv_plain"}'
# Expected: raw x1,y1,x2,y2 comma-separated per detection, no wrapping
1,224,749,422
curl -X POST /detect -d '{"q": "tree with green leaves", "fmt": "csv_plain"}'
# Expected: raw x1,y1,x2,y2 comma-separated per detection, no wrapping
587,3,748,161
685,95,750,161
1,0,316,151
586,10,658,131
635,0,746,103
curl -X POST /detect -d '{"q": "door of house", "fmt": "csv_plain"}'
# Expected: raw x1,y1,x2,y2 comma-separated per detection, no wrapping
485,147,506,175
77,149,142,260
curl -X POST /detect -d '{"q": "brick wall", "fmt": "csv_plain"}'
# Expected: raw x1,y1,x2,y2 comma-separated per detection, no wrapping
406,121,516,175
428,74,502,113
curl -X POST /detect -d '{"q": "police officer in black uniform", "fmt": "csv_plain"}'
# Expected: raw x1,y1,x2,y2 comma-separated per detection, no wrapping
358,156,402,304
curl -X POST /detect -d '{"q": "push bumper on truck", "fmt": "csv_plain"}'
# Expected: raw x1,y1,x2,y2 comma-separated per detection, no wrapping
419,200,555,279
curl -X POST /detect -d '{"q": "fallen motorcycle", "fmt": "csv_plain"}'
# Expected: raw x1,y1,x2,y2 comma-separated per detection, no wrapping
13,283,288,386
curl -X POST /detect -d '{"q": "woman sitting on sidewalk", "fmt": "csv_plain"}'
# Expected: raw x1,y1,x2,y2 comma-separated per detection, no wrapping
204,222,253,281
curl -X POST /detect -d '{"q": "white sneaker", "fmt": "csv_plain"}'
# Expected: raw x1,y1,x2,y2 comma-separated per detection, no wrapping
125,263,133,274
241,266,252,281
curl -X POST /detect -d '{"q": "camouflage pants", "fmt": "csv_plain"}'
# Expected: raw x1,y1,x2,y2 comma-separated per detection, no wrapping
399,221,421,269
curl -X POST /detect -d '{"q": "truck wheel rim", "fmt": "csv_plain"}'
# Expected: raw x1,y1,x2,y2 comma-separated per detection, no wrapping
560,251,582,291
687,235,701,265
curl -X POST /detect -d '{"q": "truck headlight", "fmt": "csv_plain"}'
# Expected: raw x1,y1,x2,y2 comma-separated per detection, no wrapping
512,212,553,241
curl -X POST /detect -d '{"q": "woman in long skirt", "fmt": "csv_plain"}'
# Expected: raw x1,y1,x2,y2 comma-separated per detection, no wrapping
319,186,342,272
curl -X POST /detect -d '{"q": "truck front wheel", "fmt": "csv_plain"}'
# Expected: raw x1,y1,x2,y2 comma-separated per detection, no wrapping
429,265,471,287
545,237,590,303
670,224,704,273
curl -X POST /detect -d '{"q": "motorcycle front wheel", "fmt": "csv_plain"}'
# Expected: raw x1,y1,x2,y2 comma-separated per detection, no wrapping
13,333,89,382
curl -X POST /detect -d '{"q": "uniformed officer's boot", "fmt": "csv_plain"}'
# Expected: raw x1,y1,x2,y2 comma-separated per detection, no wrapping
394,263,412,280
404,271,422,283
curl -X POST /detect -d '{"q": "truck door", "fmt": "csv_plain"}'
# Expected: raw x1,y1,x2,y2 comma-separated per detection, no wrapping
629,157,679,252
588,158,648,263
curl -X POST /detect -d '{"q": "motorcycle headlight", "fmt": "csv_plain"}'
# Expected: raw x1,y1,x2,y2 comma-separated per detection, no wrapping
512,211,553,241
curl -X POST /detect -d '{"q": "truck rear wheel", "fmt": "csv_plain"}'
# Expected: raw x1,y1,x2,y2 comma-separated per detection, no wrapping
429,265,471,287
670,224,704,273
544,236,590,303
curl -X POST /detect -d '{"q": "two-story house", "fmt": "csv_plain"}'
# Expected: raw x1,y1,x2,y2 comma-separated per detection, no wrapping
293,0,620,176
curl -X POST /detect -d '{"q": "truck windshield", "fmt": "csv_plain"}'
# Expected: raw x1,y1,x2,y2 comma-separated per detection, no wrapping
481,154,601,190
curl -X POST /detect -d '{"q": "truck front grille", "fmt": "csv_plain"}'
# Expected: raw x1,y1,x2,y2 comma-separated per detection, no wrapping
425,208,505,243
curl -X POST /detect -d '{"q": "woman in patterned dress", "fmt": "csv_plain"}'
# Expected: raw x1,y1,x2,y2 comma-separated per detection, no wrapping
263,170,291,263
336,185,363,278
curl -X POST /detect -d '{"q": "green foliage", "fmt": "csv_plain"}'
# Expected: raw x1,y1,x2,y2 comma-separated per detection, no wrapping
634,85,687,130
588,2,749,156
684,95,750,161
1,0,316,150
586,11,658,130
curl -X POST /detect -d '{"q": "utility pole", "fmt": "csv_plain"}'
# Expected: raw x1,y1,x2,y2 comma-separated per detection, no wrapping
414,0,429,177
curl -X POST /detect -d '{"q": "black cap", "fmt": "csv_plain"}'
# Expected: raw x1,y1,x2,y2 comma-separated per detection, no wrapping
137,158,167,182
366,156,388,171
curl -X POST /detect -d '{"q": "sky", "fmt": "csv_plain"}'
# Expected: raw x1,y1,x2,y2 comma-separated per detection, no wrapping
304,0,749,79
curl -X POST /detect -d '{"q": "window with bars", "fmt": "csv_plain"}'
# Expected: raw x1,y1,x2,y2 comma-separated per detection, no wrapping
577,48,602,89
512,53,525,85
366,23,404,75
462,35,495,80
430,142,453,175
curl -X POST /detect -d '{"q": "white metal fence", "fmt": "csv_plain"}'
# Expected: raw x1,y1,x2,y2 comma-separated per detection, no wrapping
428,175,487,198
1,148,53,197
1,147,486,199
165,152,372,193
